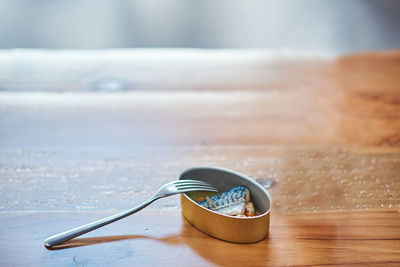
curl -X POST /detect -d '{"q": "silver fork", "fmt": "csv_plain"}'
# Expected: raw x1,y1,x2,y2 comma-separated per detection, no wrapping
44,179,216,248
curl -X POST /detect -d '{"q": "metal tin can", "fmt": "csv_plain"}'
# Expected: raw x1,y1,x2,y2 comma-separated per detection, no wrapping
180,167,272,243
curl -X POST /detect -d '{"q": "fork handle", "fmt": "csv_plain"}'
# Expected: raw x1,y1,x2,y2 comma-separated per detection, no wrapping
44,197,157,248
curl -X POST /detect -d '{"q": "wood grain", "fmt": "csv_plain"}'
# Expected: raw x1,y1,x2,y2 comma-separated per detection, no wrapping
1,210,399,267
0,49,399,266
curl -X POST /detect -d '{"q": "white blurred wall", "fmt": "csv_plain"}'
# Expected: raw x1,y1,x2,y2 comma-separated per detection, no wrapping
0,0,399,53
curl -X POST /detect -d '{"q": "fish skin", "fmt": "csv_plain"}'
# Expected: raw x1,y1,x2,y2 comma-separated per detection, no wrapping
198,186,249,215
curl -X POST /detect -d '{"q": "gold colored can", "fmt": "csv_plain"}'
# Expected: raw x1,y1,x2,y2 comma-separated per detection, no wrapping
180,167,272,243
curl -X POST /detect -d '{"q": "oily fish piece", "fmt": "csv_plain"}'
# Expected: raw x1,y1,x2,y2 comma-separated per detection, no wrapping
197,186,255,217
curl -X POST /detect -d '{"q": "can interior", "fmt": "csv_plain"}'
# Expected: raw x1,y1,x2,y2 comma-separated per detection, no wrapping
179,167,271,215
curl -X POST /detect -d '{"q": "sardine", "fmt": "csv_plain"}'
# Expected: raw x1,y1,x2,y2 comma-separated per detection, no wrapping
197,186,250,216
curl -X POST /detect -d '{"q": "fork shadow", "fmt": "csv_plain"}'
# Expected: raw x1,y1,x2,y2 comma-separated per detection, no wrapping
46,234,182,250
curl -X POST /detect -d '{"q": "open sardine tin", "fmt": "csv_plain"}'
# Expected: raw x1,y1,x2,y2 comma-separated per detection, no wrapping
179,167,272,243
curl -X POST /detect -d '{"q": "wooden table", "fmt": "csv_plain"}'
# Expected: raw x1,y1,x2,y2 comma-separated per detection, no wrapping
0,49,399,266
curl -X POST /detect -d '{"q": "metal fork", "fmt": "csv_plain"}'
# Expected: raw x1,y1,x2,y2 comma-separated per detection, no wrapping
44,179,216,248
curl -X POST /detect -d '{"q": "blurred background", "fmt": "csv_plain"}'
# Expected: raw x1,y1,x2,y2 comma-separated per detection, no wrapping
1,0,399,53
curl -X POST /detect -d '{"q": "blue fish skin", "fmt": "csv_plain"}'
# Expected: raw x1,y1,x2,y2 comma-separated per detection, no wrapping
197,186,249,215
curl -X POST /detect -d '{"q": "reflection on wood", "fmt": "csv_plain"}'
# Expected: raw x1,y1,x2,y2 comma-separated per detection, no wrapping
1,211,399,266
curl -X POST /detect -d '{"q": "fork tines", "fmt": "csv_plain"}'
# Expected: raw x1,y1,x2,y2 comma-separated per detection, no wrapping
174,179,217,192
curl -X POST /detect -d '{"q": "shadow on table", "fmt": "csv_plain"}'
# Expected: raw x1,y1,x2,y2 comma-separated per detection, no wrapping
46,216,272,265
45,231,190,250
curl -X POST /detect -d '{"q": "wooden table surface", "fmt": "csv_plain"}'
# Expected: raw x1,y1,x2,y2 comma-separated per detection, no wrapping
0,49,399,266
